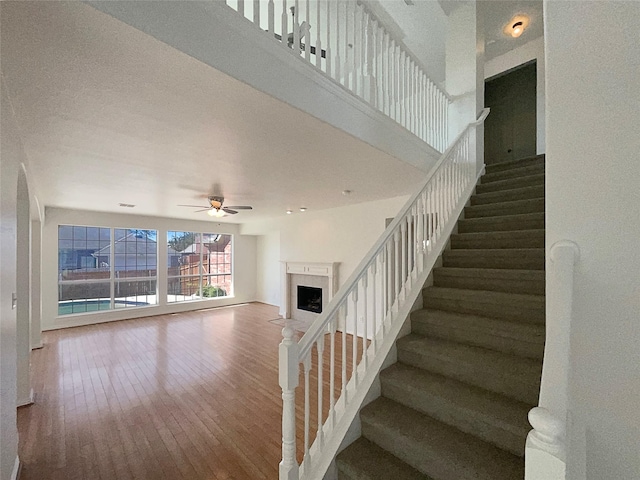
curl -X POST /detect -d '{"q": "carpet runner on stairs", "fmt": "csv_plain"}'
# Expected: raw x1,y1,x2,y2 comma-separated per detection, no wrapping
336,155,545,480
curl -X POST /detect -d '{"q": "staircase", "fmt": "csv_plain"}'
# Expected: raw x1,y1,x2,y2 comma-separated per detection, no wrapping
336,155,545,480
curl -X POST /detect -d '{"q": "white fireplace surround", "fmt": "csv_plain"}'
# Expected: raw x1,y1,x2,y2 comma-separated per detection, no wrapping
280,262,339,319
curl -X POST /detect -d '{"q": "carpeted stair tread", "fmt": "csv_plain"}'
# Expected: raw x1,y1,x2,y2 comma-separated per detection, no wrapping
458,212,544,233
336,437,431,480
443,248,545,270
380,363,532,456
396,335,542,404
482,163,545,184
411,309,545,359
476,173,545,194
360,397,524,480
471,184,545,206
434,267,544,295
484,155,545,174
422,286,545,324
465,197,544,218
451,229,545,249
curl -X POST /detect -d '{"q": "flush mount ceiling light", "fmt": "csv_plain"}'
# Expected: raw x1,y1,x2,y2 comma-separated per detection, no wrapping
504,15,530,38
299,207,307,212
286,209,293,215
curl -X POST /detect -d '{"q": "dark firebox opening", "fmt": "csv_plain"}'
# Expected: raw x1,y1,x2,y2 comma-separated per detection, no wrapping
297,286,322,314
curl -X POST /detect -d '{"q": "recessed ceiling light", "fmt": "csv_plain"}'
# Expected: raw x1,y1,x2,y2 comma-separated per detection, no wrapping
342,190,352,196
286,210,293,215
504,15,530,38
299,207,307,212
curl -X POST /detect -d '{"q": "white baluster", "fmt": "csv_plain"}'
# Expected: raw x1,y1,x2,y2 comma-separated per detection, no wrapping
351,287,358,385
362,270,368,369
279,326,299,480
344,1,350,89
401,218,407,298
315,0,321,69
382,32,389,115
352,3,359,95
281,0,288,49
303,353,311,465
385,241,392,330
293,0,300,55
325,1,331,76
371,257,377,353
394,230,400,310
268,0,275,35
335,1,341,82
341,303,347,403
304,0,311,61
329,316,336,428
253,0,260,25
316,336,325,448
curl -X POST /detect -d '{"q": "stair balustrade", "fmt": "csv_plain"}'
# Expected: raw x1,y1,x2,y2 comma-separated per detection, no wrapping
278,109,489,480
223,0,450,153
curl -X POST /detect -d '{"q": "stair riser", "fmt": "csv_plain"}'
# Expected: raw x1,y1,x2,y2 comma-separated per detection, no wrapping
433,272,545,295
442,253,545,270
485,156,545,174
465,199,545,218
471,185,544,206
381,380,527,456
396,349,541,405
421,295,545,324
458,216,544,233
411,320,545,359
451,232,545,249
476,175,544,194
482,164,545,184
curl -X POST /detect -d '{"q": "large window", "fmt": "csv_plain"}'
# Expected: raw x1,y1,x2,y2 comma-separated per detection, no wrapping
167,232,232,303
58,226,158,315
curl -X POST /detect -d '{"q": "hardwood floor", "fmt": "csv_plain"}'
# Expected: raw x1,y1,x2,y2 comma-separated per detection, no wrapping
18,302,363,480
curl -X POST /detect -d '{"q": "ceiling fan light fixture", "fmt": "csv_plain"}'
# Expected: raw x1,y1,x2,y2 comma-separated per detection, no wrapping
208,208,225,218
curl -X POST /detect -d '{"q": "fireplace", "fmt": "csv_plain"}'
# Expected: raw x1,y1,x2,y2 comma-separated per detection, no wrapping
297,286,322,314
280,261,339,320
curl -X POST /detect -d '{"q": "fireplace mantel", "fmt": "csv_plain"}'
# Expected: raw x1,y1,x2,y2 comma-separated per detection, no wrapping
280,261,339,318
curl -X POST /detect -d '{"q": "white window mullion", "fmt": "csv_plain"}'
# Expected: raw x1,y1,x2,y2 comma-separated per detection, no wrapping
110,227,115,308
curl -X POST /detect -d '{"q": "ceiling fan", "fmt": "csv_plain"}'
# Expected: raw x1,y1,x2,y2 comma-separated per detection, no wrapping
178,196,253,217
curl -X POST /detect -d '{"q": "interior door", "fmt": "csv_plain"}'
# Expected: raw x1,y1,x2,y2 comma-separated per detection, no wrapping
484,61,537,165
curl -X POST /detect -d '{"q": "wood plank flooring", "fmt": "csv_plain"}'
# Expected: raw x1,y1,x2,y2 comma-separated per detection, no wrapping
18,302,364,480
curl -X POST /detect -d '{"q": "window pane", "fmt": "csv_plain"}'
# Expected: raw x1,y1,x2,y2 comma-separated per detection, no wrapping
167,276,201,303
201,276,229,298
58,282,111,316
114,280,157,307
58,225,110,279
114,229,158,278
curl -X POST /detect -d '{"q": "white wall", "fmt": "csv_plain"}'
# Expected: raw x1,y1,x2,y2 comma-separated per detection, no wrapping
41,208,257,331
545,2,640,478
484,36,545,154
256,231,280,306
244,195,410,310
0,77,21,480
88,1,442,172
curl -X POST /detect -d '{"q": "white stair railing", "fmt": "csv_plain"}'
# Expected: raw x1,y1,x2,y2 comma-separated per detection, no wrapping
526,240,579,480
223,0,450,152
278,109,489,480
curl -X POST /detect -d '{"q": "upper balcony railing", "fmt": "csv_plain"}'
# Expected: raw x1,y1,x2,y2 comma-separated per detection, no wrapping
224,0,450,152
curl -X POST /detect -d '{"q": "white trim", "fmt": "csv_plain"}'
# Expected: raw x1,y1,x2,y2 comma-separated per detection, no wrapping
31,341,44,350
11,456,20,480
17,388,34,407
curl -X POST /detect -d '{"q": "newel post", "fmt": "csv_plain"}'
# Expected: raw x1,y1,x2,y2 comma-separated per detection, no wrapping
279,326,300,480
525,240,579,480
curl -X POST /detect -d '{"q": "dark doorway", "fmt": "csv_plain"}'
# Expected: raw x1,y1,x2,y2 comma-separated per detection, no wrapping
484,61,537,165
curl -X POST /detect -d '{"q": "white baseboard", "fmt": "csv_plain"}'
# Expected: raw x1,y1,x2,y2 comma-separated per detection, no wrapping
17,388,34,407
11,456,20,480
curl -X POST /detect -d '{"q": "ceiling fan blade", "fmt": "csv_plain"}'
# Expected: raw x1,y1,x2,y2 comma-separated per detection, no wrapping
178,204,209,208
222,208,238,215
194,208,211,213
224,205,253,210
